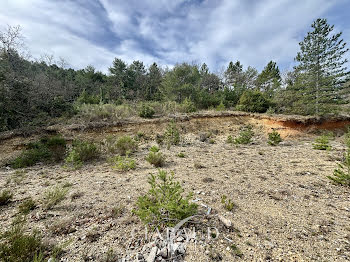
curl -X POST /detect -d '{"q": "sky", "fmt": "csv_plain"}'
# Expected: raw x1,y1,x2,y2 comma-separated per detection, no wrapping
1,0,349,73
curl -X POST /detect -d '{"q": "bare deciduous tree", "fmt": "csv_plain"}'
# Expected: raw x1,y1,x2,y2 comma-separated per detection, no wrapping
39,53,55,65
57,56,69,69
0,25,24,55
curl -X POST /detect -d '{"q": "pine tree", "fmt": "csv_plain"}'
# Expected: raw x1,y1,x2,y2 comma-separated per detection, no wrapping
146,62,162,100
109,58,127,79
244,66,258,89
294,18,349,115
200,63,209,76
224,61,244,87
224,61,247,97
127,60,146,98
256,61,281,97
108,57,128,97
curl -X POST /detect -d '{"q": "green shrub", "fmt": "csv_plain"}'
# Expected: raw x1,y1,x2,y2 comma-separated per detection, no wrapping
345,128,350,148
226,135,234,144
134,132,149,142
50,96,76,118
11,146,50,169
230,244,243,258
149,145,160,153
221,195,235,211
180,98,197,113
216,101,225,111
328,142,350,186
42,136,67,161
133,170,197,227
148,101,177,115
71,140,99,161
77,103,135,122
102,135,118,154
222,87,239,108
11,136,66,168
115,136,138,156
329,161,350,186
177,152,185,158
108,155,136,171
145,152,165,167
139,104,155,118
18,198,36,214
43,186,69,210
195,89,222,109
236,90,270,113
233,125,254,145
266,107,275,115
164,121,180,147
0,190,13,206
39,136,66,147
76,89,100,105
65,140,99,169
32,252,45,262
313,135,332,150
268,130,282,146
0,217,50,262
64,150,82,169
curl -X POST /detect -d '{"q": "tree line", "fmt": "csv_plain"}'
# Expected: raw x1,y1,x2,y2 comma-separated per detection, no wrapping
0,18,349,132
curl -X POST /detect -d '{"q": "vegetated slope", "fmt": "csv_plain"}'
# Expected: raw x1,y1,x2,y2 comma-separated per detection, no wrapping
1,111,350,165
1,111,350,260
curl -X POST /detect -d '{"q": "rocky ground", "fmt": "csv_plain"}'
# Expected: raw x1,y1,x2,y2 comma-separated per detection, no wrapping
1,114,350,261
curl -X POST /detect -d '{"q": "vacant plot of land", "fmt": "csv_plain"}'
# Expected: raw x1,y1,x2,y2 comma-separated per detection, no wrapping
1,115,350,261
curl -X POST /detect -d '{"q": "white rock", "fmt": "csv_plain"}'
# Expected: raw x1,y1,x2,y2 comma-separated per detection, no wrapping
177,244,186,254
172,243,179,252
279,141,292,146
218,215,232,228
176,236,184,242
147,246,158,262
159,247,168,258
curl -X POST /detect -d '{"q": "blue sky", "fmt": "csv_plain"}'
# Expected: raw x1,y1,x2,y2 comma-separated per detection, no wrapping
1,0,349,73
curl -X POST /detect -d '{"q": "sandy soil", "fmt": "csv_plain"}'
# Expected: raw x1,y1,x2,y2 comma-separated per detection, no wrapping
1,115,350,261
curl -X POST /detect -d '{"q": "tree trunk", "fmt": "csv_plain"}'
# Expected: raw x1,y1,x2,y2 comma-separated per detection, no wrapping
316,74,319,115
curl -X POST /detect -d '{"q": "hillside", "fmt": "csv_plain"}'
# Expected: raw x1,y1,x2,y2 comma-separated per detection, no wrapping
1,112,350,261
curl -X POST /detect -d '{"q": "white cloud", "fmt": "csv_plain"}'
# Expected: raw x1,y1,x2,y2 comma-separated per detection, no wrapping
0,0,115,71
187,0,335,70
0,0,349,73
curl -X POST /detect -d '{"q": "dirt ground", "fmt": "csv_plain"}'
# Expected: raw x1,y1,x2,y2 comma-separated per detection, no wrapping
1,114,350,261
